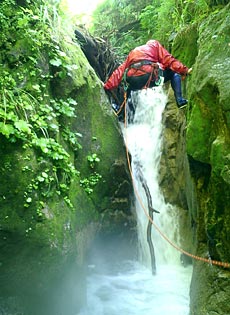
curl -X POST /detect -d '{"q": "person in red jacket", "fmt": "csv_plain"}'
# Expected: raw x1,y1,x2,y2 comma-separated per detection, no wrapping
104,40,192,107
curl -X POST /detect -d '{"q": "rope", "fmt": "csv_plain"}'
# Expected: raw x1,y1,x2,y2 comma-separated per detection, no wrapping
114,92,127,116
123,96,230,269
143,63,160,89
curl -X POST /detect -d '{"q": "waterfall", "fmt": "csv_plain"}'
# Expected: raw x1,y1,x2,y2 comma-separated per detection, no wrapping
123,86,184,269
78,86,192,315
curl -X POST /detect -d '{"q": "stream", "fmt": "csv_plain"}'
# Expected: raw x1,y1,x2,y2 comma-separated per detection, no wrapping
78,87,193,315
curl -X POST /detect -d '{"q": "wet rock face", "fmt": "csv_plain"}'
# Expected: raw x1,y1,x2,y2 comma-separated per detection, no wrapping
159,91,188,210
186,6,230,314
159,4,230,315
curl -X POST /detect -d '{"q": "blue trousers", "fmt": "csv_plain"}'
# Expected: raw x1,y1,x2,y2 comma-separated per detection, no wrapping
126,68,183,101
163,69,183,100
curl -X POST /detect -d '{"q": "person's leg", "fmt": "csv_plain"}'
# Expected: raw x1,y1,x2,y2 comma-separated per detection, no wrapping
170,73,187,107
163,69,187,107
163,68,174,83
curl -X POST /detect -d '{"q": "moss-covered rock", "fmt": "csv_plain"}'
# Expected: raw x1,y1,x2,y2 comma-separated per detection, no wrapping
174,4,230,315
186,5,230,160
161,4,230,315
171,22,199,68
0,2,134,314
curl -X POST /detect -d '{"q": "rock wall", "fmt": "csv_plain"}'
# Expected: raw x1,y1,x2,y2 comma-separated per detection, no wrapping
0,2,134,314
160,4,230,315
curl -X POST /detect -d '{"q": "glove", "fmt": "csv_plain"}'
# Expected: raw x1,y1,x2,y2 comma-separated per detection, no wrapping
182,67,192,80
187,67,192,75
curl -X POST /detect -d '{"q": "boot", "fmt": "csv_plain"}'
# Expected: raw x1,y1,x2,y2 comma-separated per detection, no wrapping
111,102,120,112
171,73,187,107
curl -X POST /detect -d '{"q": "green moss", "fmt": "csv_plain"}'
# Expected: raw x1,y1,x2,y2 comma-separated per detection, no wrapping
186,98,213,162
172,23,199,68
182,5,230,314
210,136,229,177
51,42,98,97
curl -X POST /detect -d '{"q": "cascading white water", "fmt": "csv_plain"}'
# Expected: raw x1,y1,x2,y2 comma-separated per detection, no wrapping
124,87,181,268
78,86,192,315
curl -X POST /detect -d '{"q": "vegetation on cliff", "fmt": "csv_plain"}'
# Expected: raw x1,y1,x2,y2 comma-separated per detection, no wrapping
0,0,229,314
90,0,228,57
0,1,132,313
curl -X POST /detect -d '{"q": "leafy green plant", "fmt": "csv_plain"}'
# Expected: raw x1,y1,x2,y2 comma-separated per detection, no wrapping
80,172,102,195
90,0,152,56
87,153,100,169
0,0,83,217
90,0,222,56
62,127,82,151
79,152,102,195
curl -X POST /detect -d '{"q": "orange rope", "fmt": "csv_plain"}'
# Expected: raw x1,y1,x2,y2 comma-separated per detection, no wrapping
123,98,230,269
114,92,127,116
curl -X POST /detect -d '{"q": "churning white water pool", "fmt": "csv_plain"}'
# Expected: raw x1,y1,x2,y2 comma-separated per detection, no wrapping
80,260,192,315
78,86,192,315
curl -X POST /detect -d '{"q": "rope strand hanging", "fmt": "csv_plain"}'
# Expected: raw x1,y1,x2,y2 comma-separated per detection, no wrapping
123,94,230,269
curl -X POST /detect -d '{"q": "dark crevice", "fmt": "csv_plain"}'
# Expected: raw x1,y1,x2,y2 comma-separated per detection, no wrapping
188,155,211,189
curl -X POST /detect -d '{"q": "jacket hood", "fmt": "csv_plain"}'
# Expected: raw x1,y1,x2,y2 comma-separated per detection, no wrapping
146,40,156,45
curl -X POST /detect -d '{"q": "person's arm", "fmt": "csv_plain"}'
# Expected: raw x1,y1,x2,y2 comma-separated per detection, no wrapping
153,40,189,75
104,61,127,90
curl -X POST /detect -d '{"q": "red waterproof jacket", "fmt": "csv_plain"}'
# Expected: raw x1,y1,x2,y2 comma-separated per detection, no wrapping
104,40,189,90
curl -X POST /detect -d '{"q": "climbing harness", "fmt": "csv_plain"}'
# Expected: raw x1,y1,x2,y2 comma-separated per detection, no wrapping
122,61,164,91
122,98,230,269
112,61,164,116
